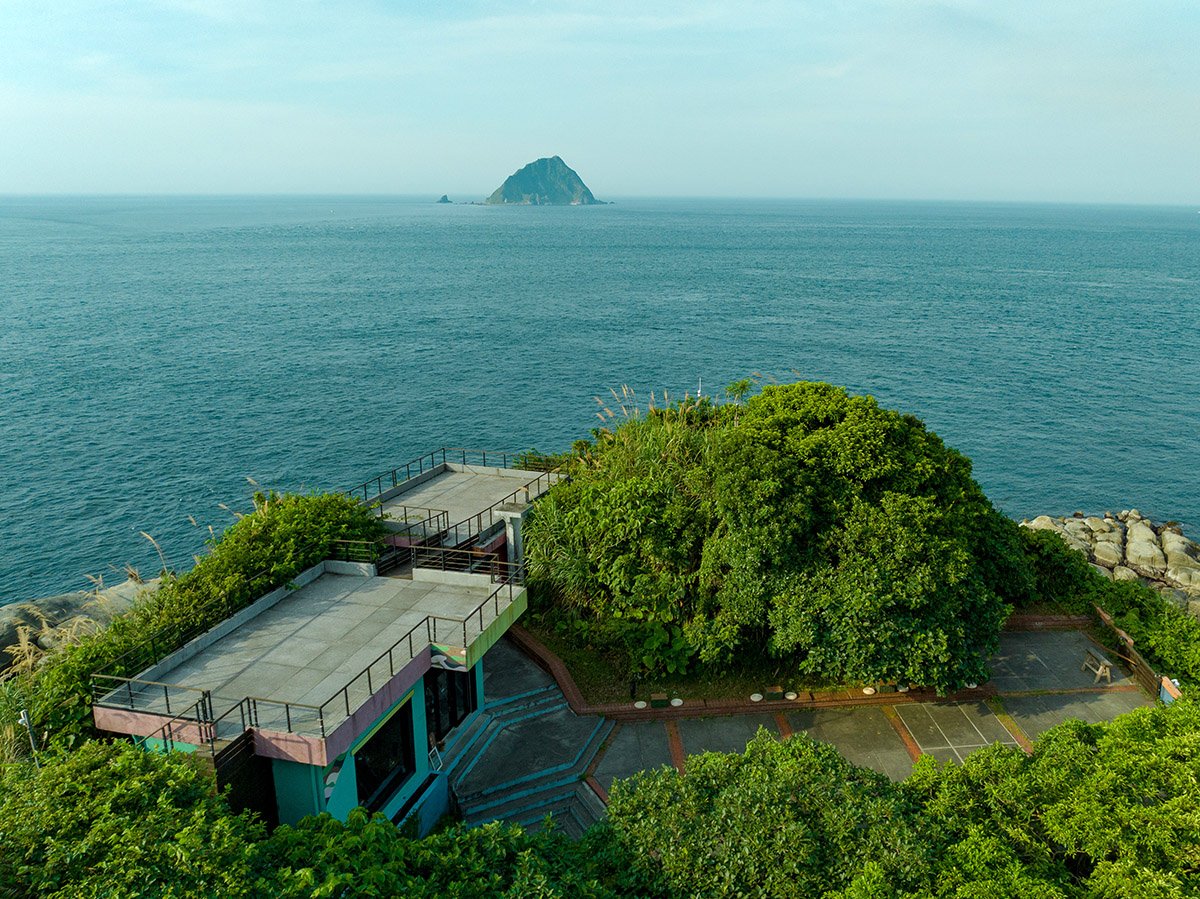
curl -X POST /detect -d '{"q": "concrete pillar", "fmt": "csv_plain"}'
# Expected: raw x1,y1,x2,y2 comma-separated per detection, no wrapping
496,503,528,568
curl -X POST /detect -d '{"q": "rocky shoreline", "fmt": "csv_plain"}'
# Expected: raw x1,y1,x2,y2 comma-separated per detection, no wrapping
1023,510,1200,616
0,578,158,675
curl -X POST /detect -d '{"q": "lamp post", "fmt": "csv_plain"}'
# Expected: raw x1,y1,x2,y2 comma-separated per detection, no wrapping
18,709,40,769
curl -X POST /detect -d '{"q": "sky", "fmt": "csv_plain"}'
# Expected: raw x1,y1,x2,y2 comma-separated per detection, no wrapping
1,1,1198,203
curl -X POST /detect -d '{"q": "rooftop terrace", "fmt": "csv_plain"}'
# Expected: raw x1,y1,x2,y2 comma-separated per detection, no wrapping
94,558,525,765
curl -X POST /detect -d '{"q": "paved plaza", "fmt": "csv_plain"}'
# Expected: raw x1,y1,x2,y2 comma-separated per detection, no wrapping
482,627,1158,808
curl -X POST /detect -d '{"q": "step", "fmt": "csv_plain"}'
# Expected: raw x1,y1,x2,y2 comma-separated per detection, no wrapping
458,716,611,808
451,698,571,788
521,803,588,841
513,784,606,832
483,683,560,715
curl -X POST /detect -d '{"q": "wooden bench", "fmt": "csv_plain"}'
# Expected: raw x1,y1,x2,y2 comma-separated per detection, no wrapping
1082,649,1114,684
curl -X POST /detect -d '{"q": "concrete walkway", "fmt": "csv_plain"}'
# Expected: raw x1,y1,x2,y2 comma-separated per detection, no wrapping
467,629,1154,831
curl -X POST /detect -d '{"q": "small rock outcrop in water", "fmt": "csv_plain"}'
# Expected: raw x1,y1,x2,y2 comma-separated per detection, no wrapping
0,578,158,674
436,195,452,204
485,156,604,206
1023,510,1200,617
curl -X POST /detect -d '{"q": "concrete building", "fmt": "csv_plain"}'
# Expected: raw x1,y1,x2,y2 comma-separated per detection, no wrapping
91,450,557,832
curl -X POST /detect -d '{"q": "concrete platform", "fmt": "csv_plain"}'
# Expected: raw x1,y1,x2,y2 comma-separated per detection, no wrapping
382,464,560,537
483,638,556,701
593,722,676,793
894,701,1018,764
989,630,1137,692
787,707,915,781
676,714,780,757
1000,690,1152,740
115,571,497,726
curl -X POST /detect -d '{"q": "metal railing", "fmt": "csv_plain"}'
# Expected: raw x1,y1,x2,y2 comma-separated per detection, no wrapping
439,468,561,548
92,674,215,719
93,551,527,744
142,696,214,753
351,448,522,505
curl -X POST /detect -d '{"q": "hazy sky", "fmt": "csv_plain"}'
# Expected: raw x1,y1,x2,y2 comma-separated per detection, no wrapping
2,1,1197,202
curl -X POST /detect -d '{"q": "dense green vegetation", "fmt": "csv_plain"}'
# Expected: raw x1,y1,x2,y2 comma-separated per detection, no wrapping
5,699,1199,898
0,491,382,755
4,392,1200,897
0,742,658,899
526,381,1033,692
607,699,1200,898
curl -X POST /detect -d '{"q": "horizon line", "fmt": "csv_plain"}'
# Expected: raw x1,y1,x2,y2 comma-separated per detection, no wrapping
2,192,1198,210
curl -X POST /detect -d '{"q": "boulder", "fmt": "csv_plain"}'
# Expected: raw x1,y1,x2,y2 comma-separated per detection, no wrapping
1126,538,1167,574
1091,540,1124,568
1027,515,1062,532
1162,531,1198,558
0,579,155,675
1090,563,1113,580
1085,516,1115,533
1113,565,1140,581
1166,565,1200,589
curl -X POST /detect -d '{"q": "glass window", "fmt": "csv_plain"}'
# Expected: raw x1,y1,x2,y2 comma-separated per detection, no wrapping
424,667,477,745
354,702,416,811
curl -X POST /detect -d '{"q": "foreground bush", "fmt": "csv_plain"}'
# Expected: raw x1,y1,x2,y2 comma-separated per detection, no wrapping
606,700,1200,898
608,731,930,898
0,742,264,898
526,381,1032,691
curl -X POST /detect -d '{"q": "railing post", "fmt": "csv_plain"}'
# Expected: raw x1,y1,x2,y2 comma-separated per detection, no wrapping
285,704,292,733
319,708,326,739
344,690,350,718
126,680,134,708
367,668,373,694
163,684,171,715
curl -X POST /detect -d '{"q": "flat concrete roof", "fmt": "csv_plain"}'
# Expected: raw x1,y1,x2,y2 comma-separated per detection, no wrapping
113,571,498,733
381,464,560,538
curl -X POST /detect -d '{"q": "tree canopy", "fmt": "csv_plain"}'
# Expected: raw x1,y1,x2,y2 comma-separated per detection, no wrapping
525,381,1033,691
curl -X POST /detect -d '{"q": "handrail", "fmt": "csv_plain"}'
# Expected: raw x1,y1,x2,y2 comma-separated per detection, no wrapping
92,674,215,719
143,697,213,753
94,563,526,743
439,468,562,548
350,447,526,505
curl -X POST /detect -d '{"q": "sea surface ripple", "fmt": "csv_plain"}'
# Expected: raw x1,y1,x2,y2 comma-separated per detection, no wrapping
1,196,1197,602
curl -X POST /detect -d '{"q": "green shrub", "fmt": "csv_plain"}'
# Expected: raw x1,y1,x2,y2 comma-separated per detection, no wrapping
258,810,661,898
527,382,1032,691
0,741,264,898
607,730,930,898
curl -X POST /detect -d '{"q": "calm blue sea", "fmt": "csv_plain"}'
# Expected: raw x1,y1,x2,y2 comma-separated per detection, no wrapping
1,196,1198,603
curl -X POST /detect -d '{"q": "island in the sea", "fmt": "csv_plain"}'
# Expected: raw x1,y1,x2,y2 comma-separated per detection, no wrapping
485,155,604,205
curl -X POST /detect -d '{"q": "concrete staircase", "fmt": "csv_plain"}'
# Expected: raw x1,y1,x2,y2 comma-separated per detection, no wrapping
441,684,612,839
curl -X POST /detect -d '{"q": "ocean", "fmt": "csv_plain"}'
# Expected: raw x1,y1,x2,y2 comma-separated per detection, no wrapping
1,196,1197,603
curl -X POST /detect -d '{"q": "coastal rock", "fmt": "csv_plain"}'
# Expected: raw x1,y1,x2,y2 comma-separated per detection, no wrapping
1092,540,1124,568
0,578,156,674
1021,509,1200,620
1126,537,1167,575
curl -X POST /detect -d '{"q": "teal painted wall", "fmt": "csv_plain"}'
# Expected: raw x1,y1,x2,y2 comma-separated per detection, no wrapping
273,759,324,825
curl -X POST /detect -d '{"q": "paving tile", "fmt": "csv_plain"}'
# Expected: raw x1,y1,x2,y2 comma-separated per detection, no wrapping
676,714,778,757
594,722,674,793
788,707,914,781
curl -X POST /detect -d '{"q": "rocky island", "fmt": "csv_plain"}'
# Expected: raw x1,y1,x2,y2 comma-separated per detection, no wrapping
485,156,604,205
